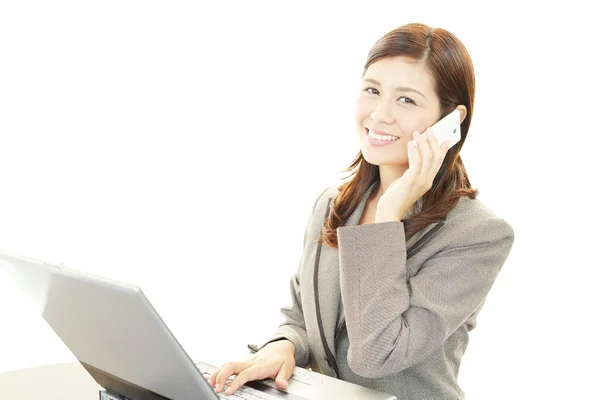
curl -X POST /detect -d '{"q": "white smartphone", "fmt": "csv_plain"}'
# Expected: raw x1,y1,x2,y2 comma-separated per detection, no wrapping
422,109,462,149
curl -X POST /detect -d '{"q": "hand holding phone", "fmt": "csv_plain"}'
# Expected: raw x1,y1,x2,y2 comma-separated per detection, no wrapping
376,109,463,222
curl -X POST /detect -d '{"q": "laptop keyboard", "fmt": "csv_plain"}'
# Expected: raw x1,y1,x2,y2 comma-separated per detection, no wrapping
195,361,278,400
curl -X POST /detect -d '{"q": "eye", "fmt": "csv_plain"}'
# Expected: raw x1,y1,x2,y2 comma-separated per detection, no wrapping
364,87,380,95
398,96,416,105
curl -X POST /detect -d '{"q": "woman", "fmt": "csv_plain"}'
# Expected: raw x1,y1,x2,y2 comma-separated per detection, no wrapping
207,22,514,399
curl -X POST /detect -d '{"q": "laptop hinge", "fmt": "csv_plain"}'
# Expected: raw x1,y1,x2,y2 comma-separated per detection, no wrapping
80,361,171,400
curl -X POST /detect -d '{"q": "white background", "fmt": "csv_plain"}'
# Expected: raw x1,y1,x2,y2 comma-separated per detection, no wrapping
1,1,598,398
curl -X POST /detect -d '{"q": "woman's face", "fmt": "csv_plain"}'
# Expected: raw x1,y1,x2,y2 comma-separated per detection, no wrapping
355,56,442,167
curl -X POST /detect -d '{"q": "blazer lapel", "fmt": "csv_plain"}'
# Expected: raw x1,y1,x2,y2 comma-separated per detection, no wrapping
314,182,377,364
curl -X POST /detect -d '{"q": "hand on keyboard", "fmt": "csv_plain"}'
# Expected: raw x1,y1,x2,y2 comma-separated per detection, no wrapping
206,339,296,396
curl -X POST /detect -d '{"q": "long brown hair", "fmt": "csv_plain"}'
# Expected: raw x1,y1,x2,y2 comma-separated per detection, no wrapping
321,23,478,249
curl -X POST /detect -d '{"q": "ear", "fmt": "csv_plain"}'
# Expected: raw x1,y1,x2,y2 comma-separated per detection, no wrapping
456,105,467,123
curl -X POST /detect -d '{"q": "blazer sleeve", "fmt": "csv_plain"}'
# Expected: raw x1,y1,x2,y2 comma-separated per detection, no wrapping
254,188,329,368
337,216,515,378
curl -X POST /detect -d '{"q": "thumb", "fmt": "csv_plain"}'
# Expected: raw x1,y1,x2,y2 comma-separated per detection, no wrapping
274,360,294,389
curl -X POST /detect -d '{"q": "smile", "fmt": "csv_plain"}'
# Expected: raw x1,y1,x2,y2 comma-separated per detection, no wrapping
365,128,399,147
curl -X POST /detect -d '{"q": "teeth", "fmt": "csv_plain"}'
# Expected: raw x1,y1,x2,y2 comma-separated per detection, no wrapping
368,130,399,141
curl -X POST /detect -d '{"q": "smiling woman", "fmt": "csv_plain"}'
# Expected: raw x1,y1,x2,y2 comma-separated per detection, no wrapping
208,22,514,400
323,23,477,244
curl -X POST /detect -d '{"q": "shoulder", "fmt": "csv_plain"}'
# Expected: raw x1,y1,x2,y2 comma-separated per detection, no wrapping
443,196,515,248
310,184,342,215
408,196,515,276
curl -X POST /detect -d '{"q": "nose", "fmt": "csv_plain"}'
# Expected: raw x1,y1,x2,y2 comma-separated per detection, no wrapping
370,100,395,125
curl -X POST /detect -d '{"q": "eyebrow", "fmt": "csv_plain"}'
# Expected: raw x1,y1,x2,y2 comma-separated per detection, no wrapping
363,78,427,100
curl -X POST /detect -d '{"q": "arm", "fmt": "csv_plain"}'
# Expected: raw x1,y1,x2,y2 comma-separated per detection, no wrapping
255,188,329,368
256,267,310,368
337,217,514,378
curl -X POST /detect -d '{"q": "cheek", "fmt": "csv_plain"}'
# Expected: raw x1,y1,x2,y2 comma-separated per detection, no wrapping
397,118,427,138
354,97,371,124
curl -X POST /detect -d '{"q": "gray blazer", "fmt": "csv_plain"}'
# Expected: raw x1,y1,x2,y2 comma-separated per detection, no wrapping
250,182,515,399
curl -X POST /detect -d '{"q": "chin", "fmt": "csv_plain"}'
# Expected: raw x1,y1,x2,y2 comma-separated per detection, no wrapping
361,150,407,167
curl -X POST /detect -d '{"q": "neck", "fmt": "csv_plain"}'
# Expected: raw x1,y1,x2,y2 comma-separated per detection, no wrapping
374,164,409,198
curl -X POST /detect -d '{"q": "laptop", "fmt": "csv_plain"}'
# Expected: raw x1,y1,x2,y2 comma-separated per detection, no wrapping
0,250,397,400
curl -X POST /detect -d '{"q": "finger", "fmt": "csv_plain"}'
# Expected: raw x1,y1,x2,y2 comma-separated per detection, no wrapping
206,367,220,387
275,359,295,390
426,127,443,162
417,130,438,193
441,140,450,154
215,361,252,392
224,365,265,395
407,133,421,171
417,130,433,172
426,124,440,147
413,131,430,177
425,129,445,182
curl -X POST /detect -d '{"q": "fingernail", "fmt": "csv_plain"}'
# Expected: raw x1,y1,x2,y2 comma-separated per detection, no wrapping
411,140,418,148
215,384,220,392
